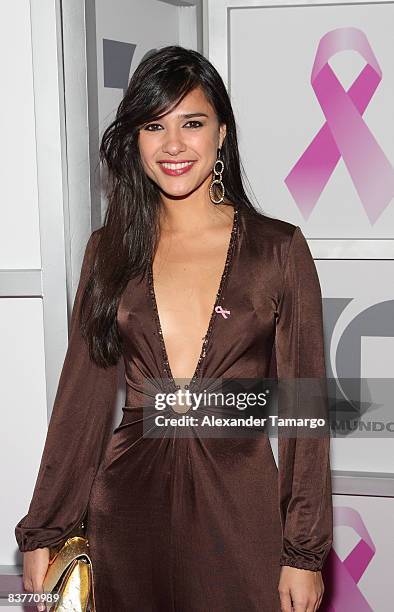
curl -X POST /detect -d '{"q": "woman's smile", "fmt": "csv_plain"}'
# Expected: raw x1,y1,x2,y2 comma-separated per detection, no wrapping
158,160,196,176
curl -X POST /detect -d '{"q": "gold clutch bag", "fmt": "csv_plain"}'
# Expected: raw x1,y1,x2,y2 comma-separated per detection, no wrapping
42,520,95,611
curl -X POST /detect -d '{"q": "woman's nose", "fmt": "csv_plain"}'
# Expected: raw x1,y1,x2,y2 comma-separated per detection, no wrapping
162,130,186,155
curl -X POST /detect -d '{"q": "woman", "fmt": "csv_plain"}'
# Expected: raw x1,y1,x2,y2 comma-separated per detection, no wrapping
16,45,333,611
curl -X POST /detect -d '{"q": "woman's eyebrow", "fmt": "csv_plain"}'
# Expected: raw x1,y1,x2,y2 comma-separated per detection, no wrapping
177,112,209,119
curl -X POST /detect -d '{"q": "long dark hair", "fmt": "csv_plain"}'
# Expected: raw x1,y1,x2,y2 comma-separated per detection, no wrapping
81,44,262,368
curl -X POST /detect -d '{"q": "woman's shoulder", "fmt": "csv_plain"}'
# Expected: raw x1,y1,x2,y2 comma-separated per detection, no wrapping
79,227,105,272
85,227,104,254
90,226,104,244
238,204,299,248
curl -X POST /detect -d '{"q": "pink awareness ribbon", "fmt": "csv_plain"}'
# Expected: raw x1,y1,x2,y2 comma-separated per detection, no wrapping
215,305,231,319
322,506,376,611
285,27,394,224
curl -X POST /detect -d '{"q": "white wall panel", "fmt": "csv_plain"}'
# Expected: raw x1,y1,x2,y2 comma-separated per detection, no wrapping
0,299,47,566
0,0,40,269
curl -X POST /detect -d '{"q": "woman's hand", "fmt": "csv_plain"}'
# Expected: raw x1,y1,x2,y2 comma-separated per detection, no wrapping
22,548,50,612
278,565,324,612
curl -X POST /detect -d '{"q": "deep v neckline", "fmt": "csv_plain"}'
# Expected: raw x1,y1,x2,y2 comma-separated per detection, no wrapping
147,205,240,393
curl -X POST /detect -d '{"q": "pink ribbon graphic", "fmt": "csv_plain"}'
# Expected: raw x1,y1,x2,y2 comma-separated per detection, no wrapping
215,305,231,319
285,27,394,224
322,506,376,611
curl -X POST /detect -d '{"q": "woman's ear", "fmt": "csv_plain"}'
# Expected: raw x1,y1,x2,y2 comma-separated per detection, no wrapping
219,123,227,148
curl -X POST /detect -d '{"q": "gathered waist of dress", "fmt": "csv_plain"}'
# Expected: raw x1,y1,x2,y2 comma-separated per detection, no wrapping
118,403,149,424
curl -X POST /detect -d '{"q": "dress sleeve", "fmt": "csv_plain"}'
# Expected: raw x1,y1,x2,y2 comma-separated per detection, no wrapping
274,226,333,572
15,230,120,552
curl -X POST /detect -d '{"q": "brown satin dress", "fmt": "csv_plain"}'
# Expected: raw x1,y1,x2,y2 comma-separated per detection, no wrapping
15,205,333,612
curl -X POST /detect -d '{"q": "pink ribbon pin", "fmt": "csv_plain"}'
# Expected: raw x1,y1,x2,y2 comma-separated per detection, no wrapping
215,305,231,319
285,27,394,225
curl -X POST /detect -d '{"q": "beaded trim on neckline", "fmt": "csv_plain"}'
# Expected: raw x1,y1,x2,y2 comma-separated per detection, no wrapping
147,205,240,394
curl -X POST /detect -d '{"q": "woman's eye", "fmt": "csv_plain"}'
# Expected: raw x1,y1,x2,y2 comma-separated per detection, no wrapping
143,120,203,131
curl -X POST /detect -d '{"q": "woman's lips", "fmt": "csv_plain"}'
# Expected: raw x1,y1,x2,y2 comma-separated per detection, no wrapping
158,161,195,176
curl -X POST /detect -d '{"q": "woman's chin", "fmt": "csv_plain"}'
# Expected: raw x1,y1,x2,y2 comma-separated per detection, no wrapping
158,182,201,200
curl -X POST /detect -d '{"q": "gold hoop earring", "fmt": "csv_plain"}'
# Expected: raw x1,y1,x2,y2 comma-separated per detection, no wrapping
209,147,225,204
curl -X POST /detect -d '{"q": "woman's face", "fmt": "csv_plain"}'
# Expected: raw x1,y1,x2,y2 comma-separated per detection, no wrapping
138,86,226,199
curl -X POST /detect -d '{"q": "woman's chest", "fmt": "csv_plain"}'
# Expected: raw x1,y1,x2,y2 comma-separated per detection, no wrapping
116,239,282,368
